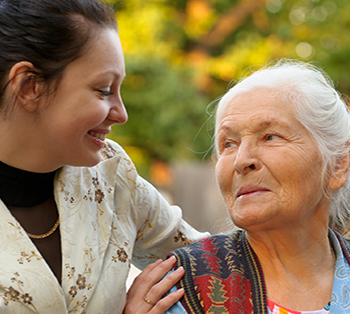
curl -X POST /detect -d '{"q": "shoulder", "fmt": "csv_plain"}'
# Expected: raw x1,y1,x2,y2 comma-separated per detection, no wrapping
168,230,256,314
333,230,350,247
334,231,350,258
170,230,244,259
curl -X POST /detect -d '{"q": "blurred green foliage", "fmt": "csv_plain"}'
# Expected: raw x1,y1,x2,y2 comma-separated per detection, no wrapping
108,0,350,177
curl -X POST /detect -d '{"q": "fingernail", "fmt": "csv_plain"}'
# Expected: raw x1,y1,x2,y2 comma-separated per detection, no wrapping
175,266,184,273
167,256,176,262
177,288,184,294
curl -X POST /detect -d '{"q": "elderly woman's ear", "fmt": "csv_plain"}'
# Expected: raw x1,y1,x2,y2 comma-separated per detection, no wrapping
328,152,350,190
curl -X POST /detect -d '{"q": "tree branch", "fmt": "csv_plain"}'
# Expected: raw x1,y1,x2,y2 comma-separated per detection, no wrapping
199,0,267,47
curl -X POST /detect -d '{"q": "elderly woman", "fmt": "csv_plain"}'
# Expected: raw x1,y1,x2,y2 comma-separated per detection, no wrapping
126,60,350,314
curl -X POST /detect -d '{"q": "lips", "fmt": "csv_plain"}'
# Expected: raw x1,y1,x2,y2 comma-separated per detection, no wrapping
236,186,270,198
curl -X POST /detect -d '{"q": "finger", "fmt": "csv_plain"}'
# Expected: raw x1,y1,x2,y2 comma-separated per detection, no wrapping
125,257,182,313
136,259,163,281
146,266,185,303
127,259,163,299
145,256,177,283
124,288,184,314
133,256,177,291
127,256,177,301
152,288,184,313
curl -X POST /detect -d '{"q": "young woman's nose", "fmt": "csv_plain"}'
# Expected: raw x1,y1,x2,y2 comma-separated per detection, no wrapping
108,95,128,124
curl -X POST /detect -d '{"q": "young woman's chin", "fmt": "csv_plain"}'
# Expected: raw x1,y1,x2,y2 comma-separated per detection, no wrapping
67,151,102,168
83,154,102,167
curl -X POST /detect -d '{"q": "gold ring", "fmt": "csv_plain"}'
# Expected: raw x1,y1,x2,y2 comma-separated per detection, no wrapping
144,296,155,306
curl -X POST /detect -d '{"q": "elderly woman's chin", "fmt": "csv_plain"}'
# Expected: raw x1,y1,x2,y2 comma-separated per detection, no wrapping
228,198,281,231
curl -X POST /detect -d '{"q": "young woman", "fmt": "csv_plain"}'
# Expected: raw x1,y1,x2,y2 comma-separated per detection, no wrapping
0,0,208,313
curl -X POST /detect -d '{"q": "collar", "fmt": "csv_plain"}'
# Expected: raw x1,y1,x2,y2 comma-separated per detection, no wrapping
0,160,56,207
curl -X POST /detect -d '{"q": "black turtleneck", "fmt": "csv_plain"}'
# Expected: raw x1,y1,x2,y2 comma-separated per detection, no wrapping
0,161,62,283
0,160,56,207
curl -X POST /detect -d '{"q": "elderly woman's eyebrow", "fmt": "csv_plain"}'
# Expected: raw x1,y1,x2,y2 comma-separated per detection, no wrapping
217,115,296,136
253,117,294,131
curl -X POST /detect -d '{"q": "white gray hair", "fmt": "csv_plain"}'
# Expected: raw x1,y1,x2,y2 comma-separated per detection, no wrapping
215,59,350,235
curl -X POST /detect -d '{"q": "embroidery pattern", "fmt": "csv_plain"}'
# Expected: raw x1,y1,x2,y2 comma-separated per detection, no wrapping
174,230,191,246
110,223,131,265
60,180,74,203
112,247,129,263
136,208,153,242
100,142,117,160
17,251,42,264
170,232,257,314
7,221,25,237
66,249,94,313
0,273,37,312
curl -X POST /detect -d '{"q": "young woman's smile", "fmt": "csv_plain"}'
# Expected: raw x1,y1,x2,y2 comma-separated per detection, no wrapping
36,28,128,168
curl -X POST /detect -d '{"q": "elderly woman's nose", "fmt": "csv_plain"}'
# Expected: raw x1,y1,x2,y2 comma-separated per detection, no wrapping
233,142,260,174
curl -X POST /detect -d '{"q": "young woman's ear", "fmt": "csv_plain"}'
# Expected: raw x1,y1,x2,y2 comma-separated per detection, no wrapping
328,151,350,191
7,61,43,112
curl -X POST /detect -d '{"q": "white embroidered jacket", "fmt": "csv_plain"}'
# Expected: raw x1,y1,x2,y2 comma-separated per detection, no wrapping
0,139,209,314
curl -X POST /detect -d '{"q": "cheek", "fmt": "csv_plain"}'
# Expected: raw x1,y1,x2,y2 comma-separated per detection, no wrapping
79,102,108,125
272,156,324,206
216,157,235,195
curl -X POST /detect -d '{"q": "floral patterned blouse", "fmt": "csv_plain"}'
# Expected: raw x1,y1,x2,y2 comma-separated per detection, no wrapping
0,139,209,314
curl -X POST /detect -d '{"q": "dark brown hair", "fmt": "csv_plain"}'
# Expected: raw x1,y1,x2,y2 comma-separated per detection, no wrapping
0,0,117,115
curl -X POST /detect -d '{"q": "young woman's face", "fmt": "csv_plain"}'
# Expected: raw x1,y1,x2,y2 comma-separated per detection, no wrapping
37,28,127,168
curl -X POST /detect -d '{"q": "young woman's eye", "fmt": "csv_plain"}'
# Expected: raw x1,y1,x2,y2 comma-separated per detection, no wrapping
266,134,280,141
98,90,114,97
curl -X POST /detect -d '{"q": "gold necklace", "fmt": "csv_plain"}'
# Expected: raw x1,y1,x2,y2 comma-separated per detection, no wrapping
27,217,60,239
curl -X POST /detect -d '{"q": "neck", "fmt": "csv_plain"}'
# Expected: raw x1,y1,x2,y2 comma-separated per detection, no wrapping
0,160,57,207
248,223,333,272
247,225,335,310
0,110,61,172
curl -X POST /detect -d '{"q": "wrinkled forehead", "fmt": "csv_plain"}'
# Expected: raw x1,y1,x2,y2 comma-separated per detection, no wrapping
215,86,288,130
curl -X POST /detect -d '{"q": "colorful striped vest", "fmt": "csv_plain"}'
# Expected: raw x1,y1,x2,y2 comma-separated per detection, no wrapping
169,230,350,314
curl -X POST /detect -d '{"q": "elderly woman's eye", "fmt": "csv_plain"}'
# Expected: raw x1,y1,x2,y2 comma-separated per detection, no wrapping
266,134,280,141
225,142,236,148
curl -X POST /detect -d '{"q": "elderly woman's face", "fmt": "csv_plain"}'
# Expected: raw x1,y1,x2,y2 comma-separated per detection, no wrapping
215,89,331,231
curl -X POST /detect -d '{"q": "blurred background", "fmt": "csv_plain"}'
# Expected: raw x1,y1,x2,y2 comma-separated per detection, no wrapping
106,0,350,287
107,0,350,234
